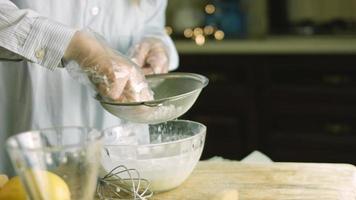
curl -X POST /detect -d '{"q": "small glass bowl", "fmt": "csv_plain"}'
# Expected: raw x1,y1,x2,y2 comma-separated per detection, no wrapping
6,127,103,200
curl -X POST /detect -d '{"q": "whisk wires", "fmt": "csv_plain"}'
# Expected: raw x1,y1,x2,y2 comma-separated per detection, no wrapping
97,165,153,200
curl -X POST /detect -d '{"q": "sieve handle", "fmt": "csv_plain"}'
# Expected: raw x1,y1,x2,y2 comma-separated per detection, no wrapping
142,100,167,107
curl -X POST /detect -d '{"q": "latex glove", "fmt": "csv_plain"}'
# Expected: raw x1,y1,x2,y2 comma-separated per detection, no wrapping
130,38,169,75
64,31,153,102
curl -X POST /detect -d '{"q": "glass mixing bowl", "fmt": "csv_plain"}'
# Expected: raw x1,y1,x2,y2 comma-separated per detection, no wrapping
101,120,206,192
96,73,209,124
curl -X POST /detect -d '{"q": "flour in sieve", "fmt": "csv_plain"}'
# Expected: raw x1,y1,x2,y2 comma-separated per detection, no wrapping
144,104,184,122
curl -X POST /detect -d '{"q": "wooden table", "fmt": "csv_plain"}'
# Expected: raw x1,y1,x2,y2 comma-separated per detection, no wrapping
154,161,356,200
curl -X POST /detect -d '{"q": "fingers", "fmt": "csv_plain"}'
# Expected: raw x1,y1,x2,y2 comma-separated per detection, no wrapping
131,42,151,67
92,55,153,103
146,49,169,74
131,38,170,75
89,60,130,101
124,67,154,102
106,66,130,100
141,63,166,75
77,33,154,103
142,64,154,75
97,60,154,103
139,48,169,75
85,58,126,100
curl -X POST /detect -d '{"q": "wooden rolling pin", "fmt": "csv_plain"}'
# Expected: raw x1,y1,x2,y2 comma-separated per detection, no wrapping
154,161,356,200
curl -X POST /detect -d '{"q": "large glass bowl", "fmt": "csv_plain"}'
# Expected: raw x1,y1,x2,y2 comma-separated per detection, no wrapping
96,73,209,124
101,120,206,192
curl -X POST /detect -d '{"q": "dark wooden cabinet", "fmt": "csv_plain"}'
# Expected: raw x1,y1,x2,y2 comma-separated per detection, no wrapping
178,54,356,164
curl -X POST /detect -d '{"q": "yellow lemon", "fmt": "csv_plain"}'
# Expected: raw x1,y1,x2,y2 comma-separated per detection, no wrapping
0,175,8,188
0,176,27,200
0,171,71,200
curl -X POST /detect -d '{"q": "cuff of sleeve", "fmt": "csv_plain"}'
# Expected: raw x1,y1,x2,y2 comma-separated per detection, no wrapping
22,17,76,70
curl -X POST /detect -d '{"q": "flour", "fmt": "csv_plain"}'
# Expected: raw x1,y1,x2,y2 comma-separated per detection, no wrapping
103,122,150,145
101,121,205,192
145,104,184,123
102,144,203,192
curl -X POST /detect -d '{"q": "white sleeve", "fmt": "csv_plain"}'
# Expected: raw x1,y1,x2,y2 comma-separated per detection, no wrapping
0,1,76,70
139,0,179,71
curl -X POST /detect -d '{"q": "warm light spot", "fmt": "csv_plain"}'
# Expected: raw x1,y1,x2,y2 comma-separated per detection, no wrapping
165,26,173,35
214,30,225,40
205,4,216,14
193,27,203,36
183,28,193,38
204,25,214,35
195,34,205,46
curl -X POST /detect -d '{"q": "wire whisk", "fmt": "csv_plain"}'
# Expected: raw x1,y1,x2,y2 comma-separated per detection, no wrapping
96,165,153,200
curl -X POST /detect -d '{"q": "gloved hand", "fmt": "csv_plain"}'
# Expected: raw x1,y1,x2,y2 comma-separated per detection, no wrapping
64,31,153,103
130,37,169,75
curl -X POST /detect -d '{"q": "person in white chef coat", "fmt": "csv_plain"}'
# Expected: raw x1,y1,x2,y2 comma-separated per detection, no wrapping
0,0,178,174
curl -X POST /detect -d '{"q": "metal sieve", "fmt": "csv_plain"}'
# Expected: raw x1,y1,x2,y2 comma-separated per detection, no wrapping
95,72,208,124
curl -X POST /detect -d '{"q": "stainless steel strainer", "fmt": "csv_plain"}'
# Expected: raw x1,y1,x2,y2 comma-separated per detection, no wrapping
95,72,208,124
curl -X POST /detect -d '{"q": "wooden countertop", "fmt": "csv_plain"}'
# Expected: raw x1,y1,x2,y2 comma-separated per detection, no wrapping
175,36,356,55
154,161,356,200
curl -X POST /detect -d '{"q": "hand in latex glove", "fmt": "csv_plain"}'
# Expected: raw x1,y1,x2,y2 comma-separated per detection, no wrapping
130,38,169,75
64,31,153,102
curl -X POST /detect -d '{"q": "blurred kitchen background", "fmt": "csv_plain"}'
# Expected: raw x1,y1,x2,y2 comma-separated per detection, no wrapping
168,0,356,164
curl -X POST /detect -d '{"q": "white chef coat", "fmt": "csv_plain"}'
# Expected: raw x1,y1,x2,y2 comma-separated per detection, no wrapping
0,0,178,174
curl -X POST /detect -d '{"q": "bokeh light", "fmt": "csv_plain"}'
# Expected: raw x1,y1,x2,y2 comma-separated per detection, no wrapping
193,27,203,36
195,34,205,45
214,30,225,40
165,26,173,35
184,28,193,38
204,26,215,35
205,4,216,14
